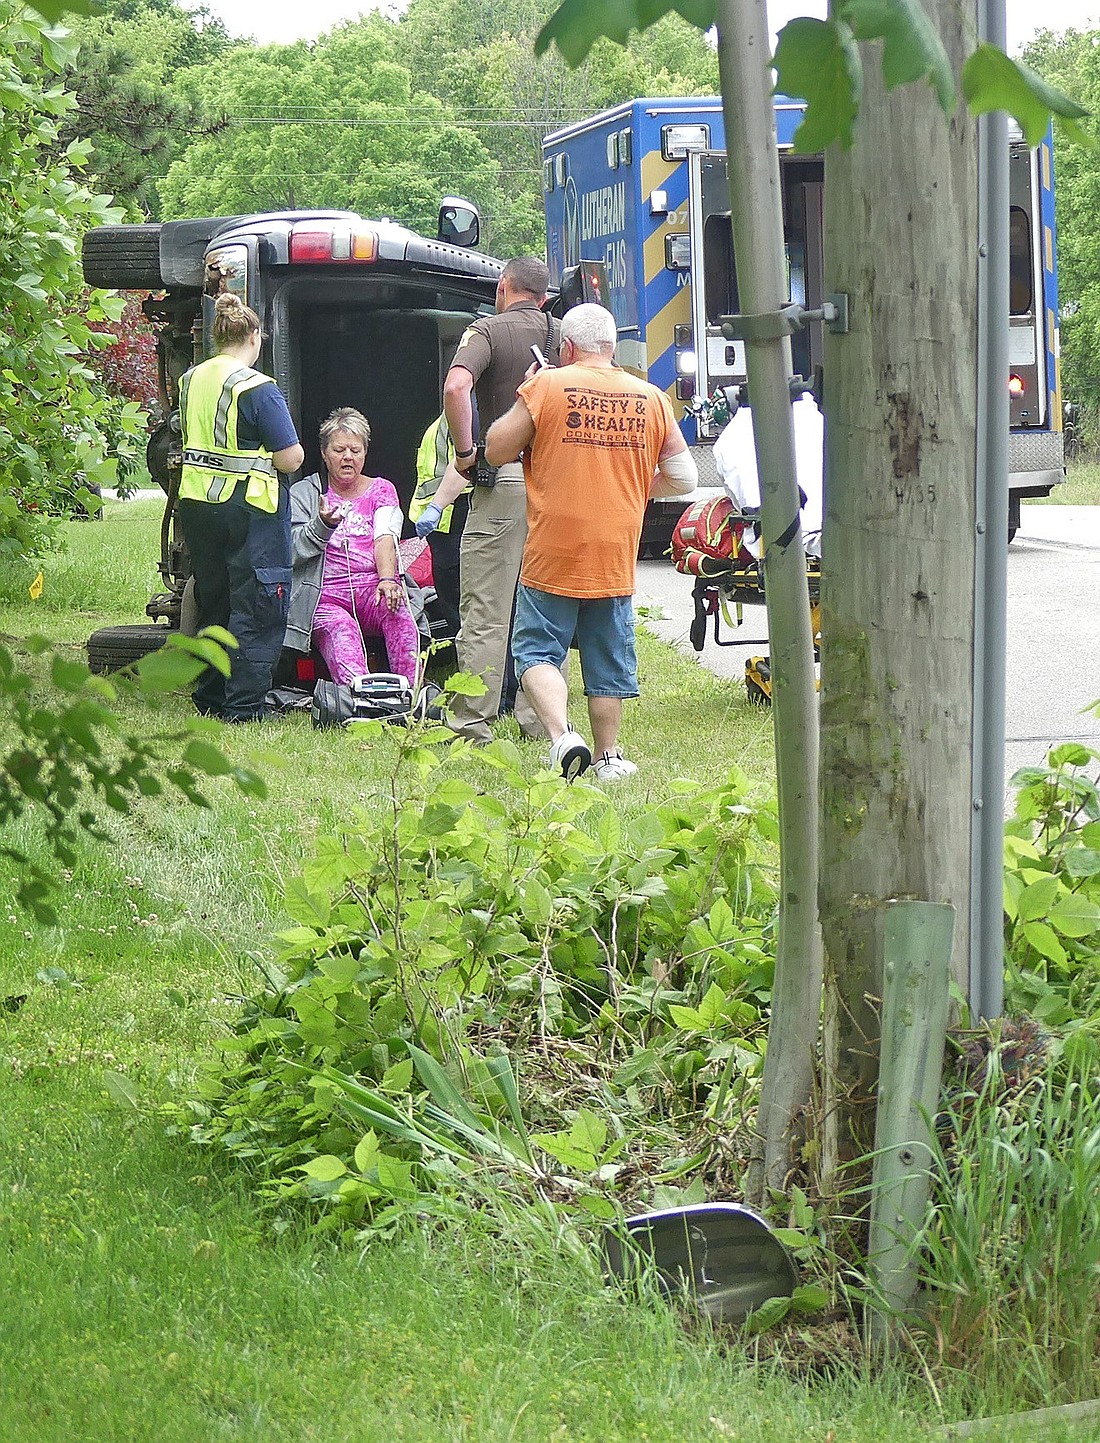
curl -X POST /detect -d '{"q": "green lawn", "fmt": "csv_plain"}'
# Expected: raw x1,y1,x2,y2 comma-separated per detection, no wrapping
0,501,961,1441
1027,458,1100,505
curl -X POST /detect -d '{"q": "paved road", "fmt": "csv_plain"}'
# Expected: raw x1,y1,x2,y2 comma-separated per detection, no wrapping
636,507,1100,805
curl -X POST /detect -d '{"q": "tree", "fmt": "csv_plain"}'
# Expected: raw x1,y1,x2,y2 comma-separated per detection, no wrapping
51,0,232,215
817,0,980,1177
393,0,719,254
157,30,509,246
0,2,263,924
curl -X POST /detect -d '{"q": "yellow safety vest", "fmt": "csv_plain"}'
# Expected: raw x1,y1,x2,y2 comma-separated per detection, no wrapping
409,412,468,535
178,355,280,514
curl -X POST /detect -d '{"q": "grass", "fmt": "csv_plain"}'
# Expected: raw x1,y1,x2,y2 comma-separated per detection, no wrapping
919,1067,1100,1415
1026,458,1100,506
10,500,1088,1439
0,501,929,1443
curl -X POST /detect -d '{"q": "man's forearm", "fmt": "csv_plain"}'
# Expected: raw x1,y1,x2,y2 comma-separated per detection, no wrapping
650,448,698,497
443,375,476,454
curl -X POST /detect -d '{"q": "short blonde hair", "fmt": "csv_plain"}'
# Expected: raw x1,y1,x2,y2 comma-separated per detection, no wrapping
319,407,371,449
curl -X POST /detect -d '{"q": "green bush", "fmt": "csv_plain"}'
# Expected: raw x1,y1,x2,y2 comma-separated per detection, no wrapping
178,727,779,1237
0,5,145,562
1003,739,1100,1068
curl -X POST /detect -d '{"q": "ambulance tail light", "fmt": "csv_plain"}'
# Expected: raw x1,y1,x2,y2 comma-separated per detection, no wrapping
289,224,377,263
1009,373,1025,396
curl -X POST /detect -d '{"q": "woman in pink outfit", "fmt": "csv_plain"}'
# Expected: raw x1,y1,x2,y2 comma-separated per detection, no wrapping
287,408,421,686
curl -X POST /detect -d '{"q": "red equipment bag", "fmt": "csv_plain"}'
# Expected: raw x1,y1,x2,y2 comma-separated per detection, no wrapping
670,496,747,576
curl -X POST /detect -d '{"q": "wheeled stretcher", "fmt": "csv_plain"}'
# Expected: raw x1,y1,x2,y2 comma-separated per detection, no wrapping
678,390,823,703
686,540,820,704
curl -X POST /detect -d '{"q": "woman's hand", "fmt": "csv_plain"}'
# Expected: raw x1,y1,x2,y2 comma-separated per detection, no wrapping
319,495,344,528
376,577,404,614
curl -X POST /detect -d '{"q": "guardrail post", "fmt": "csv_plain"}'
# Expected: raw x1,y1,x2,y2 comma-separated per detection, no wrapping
868,899,955,1347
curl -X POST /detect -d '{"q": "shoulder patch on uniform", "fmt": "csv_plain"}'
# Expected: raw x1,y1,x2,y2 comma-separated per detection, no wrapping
455,327,478,352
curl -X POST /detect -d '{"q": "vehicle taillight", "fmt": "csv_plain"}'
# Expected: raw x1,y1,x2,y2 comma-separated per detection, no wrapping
289,225,377,263
1008,373,1025,396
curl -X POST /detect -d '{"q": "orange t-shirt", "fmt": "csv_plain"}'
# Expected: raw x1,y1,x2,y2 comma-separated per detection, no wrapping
517,363,678,598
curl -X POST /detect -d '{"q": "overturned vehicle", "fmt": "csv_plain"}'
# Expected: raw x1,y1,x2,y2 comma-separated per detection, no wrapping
82,201,505,673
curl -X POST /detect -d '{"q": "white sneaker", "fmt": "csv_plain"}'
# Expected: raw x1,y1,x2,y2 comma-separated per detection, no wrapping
547,728,591,780
592,749,638,782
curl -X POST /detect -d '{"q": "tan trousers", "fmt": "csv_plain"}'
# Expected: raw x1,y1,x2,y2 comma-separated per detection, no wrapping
449,471,546,742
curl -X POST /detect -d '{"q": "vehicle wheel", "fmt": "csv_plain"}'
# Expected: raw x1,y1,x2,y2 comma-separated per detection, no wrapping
81,224,163,290
87,623,171,674
1007,494,1021,545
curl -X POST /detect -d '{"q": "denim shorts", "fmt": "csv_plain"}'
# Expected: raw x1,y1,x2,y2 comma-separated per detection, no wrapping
512,585,638,698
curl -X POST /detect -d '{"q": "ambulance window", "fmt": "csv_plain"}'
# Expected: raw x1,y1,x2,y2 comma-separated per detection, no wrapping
703,213,739,324
1009,206,1032,316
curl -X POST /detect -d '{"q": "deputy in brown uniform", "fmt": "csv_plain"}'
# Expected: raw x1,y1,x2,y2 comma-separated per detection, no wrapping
440,256,561,742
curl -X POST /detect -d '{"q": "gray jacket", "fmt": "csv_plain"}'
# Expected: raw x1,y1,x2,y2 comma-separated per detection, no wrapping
287,471,430,655
287,472,335,653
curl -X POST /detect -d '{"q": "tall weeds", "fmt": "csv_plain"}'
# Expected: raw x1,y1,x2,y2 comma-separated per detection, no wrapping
918,1061,1100,1407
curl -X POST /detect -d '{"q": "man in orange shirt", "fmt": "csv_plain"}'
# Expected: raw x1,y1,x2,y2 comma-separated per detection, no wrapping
485,303,697,780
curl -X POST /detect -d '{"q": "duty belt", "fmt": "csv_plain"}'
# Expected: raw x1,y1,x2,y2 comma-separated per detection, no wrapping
182,448,276,476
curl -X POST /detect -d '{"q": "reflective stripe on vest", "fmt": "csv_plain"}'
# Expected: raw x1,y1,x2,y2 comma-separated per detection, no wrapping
409,412,464,533
178,356,281,513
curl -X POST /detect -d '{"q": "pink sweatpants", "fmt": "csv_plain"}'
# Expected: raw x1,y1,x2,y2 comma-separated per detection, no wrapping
312,577,420,686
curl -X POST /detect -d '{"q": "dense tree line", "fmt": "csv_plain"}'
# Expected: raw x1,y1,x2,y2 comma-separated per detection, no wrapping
62,0,718,255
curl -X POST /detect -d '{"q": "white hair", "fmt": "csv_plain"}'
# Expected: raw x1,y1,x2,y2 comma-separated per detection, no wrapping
561,303,617,357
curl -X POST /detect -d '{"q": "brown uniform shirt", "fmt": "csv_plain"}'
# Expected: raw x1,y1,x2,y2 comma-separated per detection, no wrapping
449,300,561,439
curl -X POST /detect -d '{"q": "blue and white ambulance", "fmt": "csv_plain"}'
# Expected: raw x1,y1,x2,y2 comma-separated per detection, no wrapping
542,97,1063,549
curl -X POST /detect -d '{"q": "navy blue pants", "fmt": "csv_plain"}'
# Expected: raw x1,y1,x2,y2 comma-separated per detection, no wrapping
178,487,292,722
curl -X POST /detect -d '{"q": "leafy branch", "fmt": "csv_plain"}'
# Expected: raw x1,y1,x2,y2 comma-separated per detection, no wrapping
535,0,1088,151
1,629,265,923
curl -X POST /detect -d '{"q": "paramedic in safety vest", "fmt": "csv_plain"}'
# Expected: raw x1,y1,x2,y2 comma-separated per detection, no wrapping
484,303,697,781
177,293,304,722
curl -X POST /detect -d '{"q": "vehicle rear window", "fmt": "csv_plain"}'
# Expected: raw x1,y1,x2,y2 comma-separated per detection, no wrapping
1009,206,1032,316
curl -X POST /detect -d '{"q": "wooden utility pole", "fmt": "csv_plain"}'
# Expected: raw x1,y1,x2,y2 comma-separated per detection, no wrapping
819,0,980,1179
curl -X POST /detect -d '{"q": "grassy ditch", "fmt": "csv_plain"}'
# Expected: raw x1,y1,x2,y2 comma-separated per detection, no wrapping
0,502,941,1443
2,500,1097,1439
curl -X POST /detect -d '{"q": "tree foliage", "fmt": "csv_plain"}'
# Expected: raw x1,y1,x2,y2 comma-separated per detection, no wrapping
0,3,145,560
538,0,1085,154
63,0,718,256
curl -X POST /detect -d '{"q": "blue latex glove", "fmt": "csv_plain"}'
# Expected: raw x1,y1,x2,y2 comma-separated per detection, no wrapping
414,503,443,538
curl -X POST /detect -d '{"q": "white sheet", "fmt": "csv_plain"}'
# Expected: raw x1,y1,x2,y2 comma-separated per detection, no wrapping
712,395,824,558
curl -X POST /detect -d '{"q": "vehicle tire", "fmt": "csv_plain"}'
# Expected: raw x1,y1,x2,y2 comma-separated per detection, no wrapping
81,224,163,290
87,623,171,674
